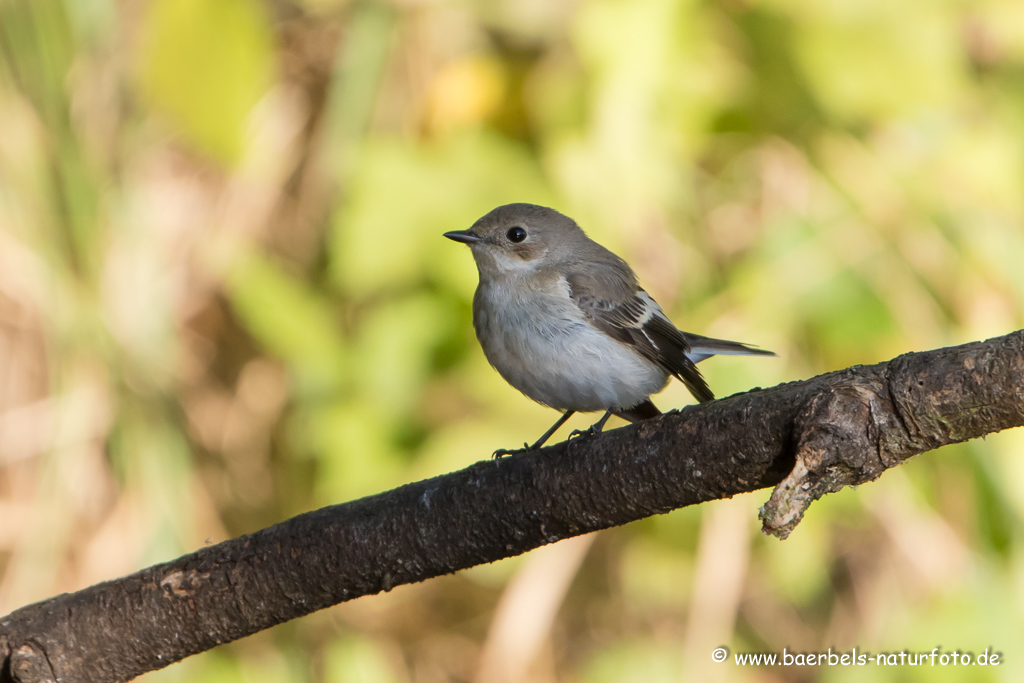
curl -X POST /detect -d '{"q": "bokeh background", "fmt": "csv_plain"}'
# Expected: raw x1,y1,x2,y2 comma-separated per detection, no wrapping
2,0,1024,681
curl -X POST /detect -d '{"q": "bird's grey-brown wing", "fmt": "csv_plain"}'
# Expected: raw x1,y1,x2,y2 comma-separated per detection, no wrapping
565,267,714,403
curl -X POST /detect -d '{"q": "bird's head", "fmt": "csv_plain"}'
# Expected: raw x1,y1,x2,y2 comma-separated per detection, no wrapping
444,203,584,277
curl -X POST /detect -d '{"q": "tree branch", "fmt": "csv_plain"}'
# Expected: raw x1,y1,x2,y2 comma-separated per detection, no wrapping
3,331,1023,683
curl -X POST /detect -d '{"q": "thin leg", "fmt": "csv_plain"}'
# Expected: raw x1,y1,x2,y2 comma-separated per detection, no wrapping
567,410,613,442
529,410,576,449
493,410,576,458
592,410,613,434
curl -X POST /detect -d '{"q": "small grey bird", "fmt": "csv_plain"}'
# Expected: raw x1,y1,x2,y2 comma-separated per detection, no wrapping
445,203,774,455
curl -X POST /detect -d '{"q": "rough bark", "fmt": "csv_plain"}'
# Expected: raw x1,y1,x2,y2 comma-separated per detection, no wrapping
2,331,1023,683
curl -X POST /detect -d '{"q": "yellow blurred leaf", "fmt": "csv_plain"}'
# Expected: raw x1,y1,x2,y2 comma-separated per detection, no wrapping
427,55,506,133
138,0,275,165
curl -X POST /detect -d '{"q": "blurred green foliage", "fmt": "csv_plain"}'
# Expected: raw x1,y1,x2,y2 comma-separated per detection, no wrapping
140,0,275,164
2,0,1024,681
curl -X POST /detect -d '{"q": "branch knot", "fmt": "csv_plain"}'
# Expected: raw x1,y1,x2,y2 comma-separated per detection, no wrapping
760,376,893,539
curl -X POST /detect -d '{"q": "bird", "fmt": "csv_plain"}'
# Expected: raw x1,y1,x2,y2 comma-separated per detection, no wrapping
444,203,774,456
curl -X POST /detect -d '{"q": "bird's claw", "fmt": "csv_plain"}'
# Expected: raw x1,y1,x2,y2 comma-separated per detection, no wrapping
493,442,531,459
567,427,597,442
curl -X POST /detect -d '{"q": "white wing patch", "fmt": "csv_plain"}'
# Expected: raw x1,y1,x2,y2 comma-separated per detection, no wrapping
635,291,660,325
635,291,662,349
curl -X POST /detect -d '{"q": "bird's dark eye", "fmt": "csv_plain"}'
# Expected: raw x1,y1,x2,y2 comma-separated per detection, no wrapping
506,226,527,243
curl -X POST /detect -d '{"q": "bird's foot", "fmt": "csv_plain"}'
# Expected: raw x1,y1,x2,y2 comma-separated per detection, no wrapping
567,411,612,446
493,442,531,459
567,426,600,443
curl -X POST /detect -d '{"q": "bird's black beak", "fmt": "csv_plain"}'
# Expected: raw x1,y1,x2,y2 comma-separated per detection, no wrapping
443,230,482,244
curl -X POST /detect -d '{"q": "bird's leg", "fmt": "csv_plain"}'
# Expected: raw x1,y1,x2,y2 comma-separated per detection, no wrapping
493,410,576,458
527,410,577,450
567,411,613,442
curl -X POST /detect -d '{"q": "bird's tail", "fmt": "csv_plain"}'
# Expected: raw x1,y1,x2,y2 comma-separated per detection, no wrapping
682,333,777,364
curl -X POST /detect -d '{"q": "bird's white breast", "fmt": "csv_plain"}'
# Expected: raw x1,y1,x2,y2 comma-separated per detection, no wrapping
473,275,669,412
